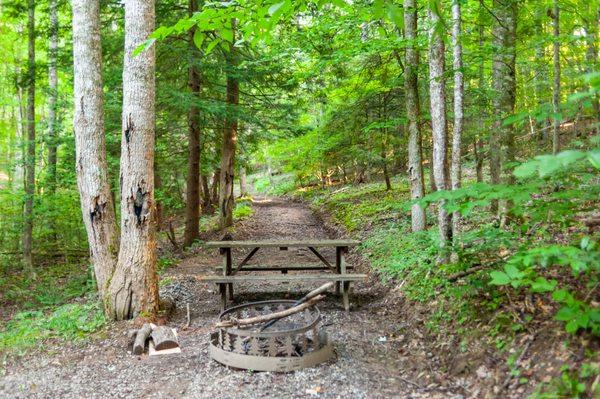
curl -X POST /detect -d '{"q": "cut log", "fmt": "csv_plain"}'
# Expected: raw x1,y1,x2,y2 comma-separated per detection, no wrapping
133,323,153,355
151,326,180,351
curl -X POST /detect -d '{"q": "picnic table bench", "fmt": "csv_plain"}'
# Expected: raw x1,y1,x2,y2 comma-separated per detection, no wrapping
201,239,366,311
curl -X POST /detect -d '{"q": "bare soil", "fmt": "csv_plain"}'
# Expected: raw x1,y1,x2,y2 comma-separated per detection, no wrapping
0,197,584,398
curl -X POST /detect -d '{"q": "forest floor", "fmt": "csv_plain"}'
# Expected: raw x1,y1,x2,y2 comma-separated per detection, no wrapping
0,197,574,398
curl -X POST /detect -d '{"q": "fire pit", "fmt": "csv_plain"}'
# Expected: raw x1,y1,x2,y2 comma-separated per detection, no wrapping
209,300,334,372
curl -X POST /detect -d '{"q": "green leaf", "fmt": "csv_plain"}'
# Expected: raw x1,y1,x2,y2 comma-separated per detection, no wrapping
193,29,205,49
513,160,539,179
552,289,570,302
530,277,557,293
555,306,576,321
386,4,404,29
504,264,524,280
205,38,220,54
587,149,600,169
565,319,579,333
535,155,561,177
132,38,155,57
221,28,234,43
268,1,286,15
489,271,510,285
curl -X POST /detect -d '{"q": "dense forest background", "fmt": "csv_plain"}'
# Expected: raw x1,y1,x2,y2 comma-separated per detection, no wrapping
0,0,598,397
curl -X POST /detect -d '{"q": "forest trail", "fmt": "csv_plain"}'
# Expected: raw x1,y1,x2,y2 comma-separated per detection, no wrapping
1,198,462,399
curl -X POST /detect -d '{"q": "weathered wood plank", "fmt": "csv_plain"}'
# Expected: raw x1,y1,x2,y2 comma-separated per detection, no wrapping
204,239,360,248
199,274,367,283
214,264,355,272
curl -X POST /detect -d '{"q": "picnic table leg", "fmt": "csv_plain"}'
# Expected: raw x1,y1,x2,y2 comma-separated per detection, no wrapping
342,281,350,311
219,283,227,311
335,246,348,295
223,248,234,301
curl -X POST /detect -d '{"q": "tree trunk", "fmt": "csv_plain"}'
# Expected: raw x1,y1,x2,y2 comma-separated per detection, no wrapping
534,7,549,143
586,7,600,123
552,0,561,154
108,0,159,320
219,20,239,229
200,174,212,213
47,0,59,194
239,167,248,196
72,0,119,303
210,168,220,206
183,0,202,247
450,0,463,239
476,0,486,183
23,0,36,274
490,0,517,214
404,0,426,232
428,4,451,259
154,165,163,230
474,138,484,182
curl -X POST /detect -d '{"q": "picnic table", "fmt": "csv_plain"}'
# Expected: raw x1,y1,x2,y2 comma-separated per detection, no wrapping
201,239,366,311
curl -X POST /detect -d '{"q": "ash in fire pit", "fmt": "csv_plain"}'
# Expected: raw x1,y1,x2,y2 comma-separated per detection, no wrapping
209,300,333,372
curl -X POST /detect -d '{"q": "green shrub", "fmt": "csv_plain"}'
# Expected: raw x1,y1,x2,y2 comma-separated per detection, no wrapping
233,204,253,219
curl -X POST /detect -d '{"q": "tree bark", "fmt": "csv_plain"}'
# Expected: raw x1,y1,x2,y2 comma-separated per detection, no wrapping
552,0,561,154
108,0,159,320
490,0,517,213
239,167,248,196
404,0,426,232
47,0,59,194
428,4,451,259
200,173,212,213
72,0,119,302
219,20,239,229
585,6,600,123
450,0,463,239
22,0,36,274
183,0,202,247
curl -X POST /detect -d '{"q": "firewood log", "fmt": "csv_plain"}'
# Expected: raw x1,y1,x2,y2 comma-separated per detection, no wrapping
150,326,179,351
133,323,153,355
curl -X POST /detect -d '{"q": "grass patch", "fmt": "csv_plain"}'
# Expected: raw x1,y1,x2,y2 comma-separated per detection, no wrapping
0,300,106,356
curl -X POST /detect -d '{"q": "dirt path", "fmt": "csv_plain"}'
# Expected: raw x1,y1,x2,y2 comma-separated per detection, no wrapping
0,198,461,399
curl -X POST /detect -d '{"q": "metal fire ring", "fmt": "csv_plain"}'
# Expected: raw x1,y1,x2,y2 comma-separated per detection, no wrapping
209,300,334,372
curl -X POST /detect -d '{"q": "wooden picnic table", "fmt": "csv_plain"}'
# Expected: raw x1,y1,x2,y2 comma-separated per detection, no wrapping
203,239,365,311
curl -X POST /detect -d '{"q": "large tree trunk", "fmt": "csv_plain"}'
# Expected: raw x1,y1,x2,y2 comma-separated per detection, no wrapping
183,0,202,247
72,0,119,302
47,0,59,193
450,0,463,238
428,4,451,260
107,0,159,320
552,0,561,154
219,20,239,229
403,0,426,232
23,0,36,274
490,0,517,214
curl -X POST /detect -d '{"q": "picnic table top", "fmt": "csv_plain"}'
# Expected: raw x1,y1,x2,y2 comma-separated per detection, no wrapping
204,239,359,248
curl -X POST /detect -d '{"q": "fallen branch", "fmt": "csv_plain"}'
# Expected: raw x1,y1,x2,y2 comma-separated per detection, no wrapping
215,295,325,328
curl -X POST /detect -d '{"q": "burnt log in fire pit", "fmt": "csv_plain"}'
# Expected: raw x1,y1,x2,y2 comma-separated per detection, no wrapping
209,300,333,372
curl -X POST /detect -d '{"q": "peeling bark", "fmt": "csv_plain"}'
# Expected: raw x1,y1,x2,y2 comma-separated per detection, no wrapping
107,0,158,320
72,0,119,301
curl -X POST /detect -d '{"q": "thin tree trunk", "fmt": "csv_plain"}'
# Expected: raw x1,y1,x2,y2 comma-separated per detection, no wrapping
404,0,425,232
552,0,561,154
586,7,600,123
534,7,549,143
200,174,212,213
72,0,119,304
428,4,451,260
239,167,247,196
23,0,36,274
183,0,201,247
108,0,159,320
490,0,517,214
47,0,59,193
219,20,239,229
450,0,463,239
474,138,484,182
211,168,220,206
